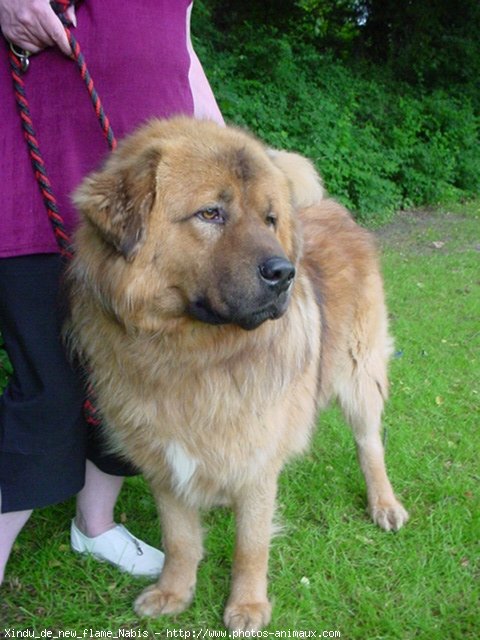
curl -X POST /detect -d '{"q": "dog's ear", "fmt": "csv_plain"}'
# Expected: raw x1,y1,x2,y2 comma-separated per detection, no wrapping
268,149,324,209
73,145,161,261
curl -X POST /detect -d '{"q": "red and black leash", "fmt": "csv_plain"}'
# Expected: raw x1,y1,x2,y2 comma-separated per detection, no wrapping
8,0,117,259
8,0,116,425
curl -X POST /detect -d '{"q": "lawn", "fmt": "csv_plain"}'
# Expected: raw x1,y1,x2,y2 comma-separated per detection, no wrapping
1,203,479,639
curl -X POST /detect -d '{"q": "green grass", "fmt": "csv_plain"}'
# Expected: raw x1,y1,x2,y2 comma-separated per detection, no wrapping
1,203,479,638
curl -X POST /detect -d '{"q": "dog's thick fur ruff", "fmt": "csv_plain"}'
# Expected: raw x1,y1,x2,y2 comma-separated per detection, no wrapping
67,117,408,632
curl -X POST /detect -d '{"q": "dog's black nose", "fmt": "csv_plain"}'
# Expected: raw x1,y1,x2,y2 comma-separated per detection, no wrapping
258,257,295,292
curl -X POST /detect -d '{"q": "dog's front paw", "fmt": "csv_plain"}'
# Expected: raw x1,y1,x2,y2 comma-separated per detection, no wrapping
134,583,192,618
370,499,409,532
224,601,272,632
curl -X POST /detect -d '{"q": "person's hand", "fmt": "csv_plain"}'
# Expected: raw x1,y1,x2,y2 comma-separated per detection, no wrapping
0,0,76,56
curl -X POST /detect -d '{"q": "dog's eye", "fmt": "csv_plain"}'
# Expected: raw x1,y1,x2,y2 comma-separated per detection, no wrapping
266,213,277,229
196,207,225,224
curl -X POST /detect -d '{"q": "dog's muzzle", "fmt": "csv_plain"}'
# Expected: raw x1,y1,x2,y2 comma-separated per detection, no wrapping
188,256,296,331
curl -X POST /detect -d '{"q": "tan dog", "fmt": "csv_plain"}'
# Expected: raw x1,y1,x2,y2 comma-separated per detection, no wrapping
67,117,408,632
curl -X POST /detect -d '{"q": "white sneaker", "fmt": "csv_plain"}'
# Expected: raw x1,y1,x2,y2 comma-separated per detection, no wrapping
70,520,164,577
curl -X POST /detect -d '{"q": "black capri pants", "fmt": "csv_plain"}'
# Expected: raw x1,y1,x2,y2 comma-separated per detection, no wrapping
0,254,137,514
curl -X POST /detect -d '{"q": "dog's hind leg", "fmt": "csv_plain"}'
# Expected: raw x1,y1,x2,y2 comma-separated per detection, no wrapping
134,489,203,618
223,477,277,632
337,342,409,532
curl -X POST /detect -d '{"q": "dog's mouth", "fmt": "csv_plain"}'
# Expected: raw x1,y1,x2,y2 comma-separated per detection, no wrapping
187,295,290,331
187,298,230,326
233,304,284,331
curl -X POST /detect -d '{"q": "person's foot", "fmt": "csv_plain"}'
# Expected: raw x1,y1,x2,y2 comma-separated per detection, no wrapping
70,520,164,577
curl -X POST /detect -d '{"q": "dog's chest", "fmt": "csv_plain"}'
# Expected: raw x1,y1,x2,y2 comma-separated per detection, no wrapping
164,440,198,494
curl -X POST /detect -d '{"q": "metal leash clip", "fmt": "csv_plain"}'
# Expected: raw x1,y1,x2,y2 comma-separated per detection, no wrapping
9,42,31,73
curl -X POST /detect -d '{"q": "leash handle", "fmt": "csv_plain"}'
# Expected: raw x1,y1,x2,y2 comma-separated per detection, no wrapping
8,1,117,260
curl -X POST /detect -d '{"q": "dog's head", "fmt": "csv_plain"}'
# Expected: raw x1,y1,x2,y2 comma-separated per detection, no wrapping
73,118,323,332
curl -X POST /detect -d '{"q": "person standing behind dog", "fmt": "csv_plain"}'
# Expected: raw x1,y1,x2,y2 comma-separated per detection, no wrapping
0,0,223,585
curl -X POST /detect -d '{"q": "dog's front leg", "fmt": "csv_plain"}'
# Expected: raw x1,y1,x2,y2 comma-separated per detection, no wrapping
224,476,278,632
134,488,203,618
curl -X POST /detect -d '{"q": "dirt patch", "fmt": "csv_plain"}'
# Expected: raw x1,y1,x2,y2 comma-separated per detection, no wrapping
375,208,480,255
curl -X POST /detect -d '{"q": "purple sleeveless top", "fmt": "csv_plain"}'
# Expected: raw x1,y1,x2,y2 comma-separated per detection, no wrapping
0,0,223,257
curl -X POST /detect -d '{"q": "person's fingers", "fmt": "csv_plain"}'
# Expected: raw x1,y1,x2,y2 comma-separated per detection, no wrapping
64,5,77,28
47,20,71,55
7,32,42,54
1,16,43,52
0,1,71,55
40,6,71,55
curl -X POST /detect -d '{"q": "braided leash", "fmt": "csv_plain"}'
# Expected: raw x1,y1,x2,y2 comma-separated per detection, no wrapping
53,1,117,151
9,47,74,258
8,0,117,257
8,0,116,425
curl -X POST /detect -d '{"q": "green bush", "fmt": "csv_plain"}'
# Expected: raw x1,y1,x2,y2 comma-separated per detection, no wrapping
192,10,480,223
0,335,12,390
